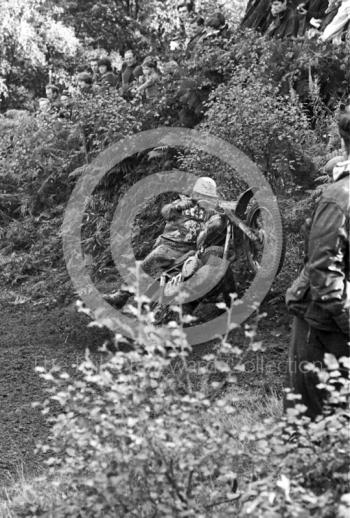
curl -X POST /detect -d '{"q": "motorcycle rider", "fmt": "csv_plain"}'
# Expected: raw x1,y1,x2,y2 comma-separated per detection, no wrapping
105,177,225,308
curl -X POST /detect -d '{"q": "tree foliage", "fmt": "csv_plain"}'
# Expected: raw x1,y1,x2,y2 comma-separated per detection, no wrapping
58,0,143,52
0,1,350,515
0,0,80,107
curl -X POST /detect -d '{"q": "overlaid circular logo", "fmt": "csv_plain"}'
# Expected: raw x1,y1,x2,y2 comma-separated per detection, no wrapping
62,127,283,345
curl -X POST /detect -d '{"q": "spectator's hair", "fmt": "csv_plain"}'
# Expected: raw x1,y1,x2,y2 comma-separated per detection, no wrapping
142,56,158,70
338,112,350,150
98,58,112,71
206,12,226,29
77,64,93,74
45,84,59,95
124,49,134,56
77,72,93,85
192,15,205,26
177,1,194,13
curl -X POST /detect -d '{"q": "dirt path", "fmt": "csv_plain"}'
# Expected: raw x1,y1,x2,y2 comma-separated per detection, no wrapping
0,297,290,483
0,301,108,482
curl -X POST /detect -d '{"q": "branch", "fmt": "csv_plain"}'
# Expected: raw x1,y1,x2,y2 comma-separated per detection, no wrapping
205,492,241,510
78,124,90,164
186,469,194,499
165,459,188,505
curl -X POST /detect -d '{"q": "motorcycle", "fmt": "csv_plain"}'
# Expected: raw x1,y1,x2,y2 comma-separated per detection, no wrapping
145,188,285,324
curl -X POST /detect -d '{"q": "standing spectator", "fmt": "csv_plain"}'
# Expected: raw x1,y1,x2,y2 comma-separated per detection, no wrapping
240,0,272,33
120,50,143,97
98,58,118,88
296,0,328,35
286,111,350,420
177,1,195,23
45,84,60,104
318,0,341,31
39,84,62,114
185,16,205,56
320,0,350,43
135,57,161,99
177,1,196,38
90,58,100,82
204,12,231,40
266,0,300,37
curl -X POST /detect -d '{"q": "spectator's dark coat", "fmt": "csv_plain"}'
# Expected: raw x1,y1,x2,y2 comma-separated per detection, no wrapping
265,6,300,37
100,71,118,88
240,0,272,32
121,63,143,89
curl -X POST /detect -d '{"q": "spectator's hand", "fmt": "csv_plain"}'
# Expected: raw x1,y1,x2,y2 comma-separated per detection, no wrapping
309,17,322,28
306,28,321,39
297,3,307,15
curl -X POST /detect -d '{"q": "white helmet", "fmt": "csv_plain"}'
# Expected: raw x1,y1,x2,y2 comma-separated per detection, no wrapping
192,177,218,200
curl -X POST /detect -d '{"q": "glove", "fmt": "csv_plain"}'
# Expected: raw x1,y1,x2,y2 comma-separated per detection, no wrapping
197,229,207,249
176,197,192,211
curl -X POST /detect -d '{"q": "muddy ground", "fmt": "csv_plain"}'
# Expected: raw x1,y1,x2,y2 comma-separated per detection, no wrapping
0,295,290,483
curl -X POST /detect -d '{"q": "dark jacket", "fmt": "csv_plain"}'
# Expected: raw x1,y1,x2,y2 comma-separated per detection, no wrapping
286,162,350,336
241,0,271,32
159,198,225,248
121,63,143,90
100,71,118,88
296,0,328,35
266,6,300,37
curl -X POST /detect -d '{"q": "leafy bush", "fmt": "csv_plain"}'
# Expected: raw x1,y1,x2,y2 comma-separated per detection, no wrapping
176,32,349,193
6,293,349,517
181,67,320,193
1,29,348,307
0,90,141,212
0,91,143,298
239,354,350,517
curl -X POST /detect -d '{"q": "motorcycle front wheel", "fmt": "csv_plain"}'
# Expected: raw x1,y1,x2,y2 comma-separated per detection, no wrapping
243,200,285,277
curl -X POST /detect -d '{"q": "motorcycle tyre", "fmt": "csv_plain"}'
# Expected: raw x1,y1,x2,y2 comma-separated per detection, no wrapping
243,200,285,278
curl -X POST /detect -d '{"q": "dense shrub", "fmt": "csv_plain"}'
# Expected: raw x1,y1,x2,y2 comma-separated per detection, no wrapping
0,30,348,303
0,91,143,297
7,299,349,517
239,354,350,517
180,67,321,194
0,90,141,213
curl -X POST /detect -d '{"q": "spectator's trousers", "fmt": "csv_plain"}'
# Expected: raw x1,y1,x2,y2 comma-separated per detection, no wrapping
286,316,349,420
